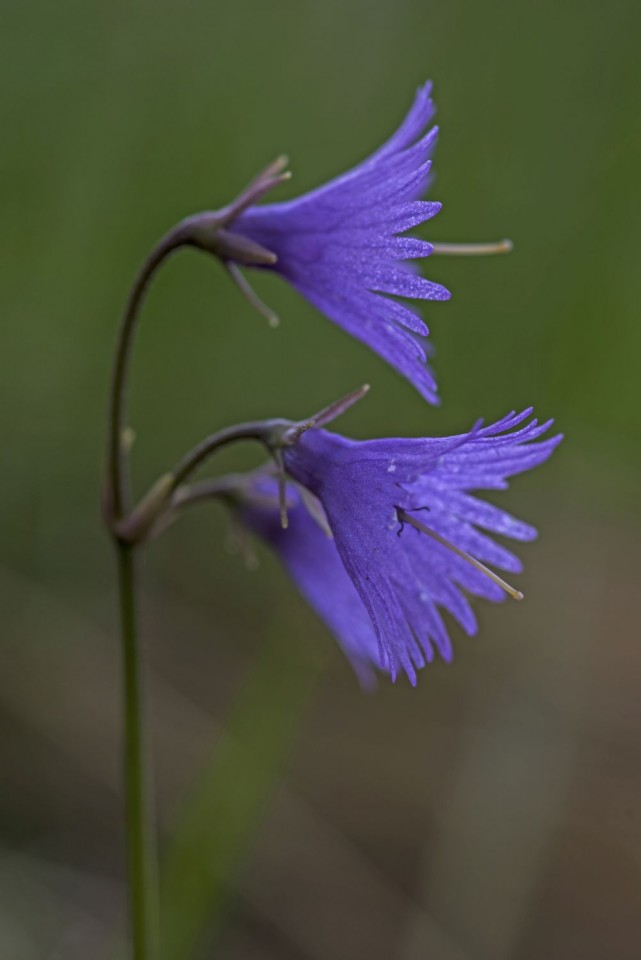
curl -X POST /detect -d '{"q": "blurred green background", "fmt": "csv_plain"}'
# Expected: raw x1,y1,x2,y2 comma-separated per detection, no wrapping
1,1,640,958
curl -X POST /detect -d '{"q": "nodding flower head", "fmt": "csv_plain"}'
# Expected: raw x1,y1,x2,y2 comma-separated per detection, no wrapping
275,407,562,684
234,476,381,690
171,388,560,686
188,82,510,404
231,82,445,402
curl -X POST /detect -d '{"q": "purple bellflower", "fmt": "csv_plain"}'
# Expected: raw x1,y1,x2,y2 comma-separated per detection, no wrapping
268,406,562,685
193,83,510,404
236,479,381,689
232,82,444,402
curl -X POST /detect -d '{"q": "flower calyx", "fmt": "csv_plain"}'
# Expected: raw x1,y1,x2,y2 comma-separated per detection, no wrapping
174,156,292,326
278,384,371,447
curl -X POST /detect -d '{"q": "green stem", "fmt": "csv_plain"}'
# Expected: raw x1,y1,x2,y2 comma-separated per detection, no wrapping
114,422,285,544
170,421,284,489
107,221,195,522
117,541,160,960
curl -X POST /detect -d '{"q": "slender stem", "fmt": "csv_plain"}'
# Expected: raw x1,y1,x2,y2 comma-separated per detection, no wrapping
107,220,196,521
170,421,284,490
173,475,248,510
140,473,277,544
114,422,286,544
117,541,160,960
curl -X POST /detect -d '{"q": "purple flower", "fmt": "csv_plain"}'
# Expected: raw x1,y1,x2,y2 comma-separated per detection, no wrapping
228,82,449,403
237,479,381,689
277,409,562,685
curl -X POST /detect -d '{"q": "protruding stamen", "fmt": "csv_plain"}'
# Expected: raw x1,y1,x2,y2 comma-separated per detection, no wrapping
399,509,524,601
432,239,513,256
226,262,280,327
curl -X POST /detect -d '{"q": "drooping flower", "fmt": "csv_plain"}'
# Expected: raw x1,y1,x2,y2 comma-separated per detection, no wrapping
185,83,509,404
230,82,446,402
182,81,515,402
276,408,562,684
234,478,381,689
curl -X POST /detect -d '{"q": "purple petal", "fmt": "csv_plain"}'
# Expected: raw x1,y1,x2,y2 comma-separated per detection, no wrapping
232,84,447,401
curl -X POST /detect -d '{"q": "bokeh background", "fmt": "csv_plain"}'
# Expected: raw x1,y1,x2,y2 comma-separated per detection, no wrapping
2,1,640,958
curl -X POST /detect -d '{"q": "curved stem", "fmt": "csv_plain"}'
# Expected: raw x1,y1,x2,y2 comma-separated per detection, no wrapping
117,541,160,960
173,476,244,510
114,422,285,544
106,221,195,522
170,420,284,490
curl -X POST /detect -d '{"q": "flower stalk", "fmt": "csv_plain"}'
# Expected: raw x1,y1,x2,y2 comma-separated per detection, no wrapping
105,220,198,960
99,78,556,955
106,222,191,524
105,225,184,960
116,541,160,960
105,185,283,526
104,201,289,958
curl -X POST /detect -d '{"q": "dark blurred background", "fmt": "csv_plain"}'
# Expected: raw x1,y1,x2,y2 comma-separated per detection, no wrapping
1,1,640,958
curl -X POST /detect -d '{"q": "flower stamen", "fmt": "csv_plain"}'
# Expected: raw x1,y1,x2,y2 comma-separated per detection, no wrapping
431,239,513,256
398,508,524,601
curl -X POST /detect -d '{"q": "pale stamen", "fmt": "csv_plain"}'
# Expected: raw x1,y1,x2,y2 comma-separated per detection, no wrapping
399,509,524,601
431,239,513,256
